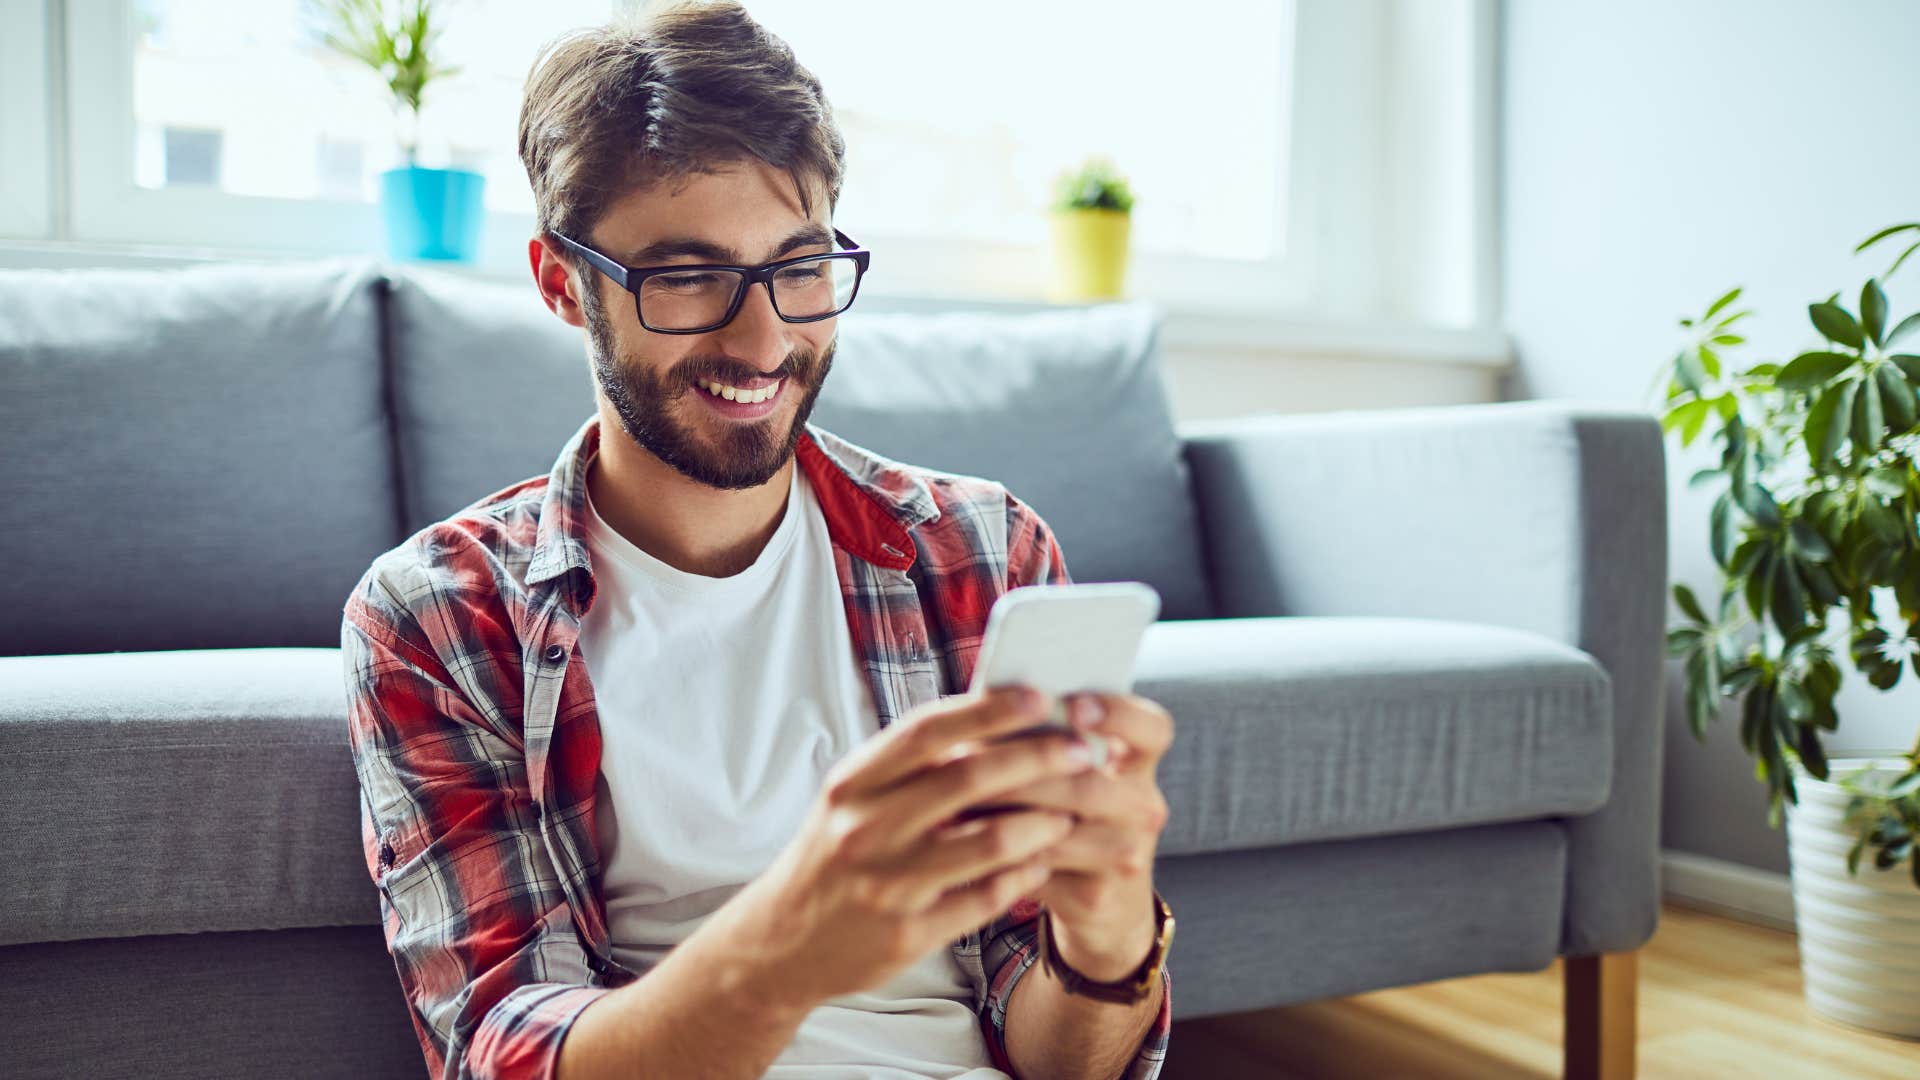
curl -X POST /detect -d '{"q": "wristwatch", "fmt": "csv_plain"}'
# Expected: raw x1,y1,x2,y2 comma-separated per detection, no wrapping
1037,889,1174,1004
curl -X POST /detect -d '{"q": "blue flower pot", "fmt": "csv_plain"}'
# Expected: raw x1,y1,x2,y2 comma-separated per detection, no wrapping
380,165,486,262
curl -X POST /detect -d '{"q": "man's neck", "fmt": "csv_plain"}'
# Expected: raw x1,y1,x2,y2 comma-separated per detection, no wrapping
587,407,793,579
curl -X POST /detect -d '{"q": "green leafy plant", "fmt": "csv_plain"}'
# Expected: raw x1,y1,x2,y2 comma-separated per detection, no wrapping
1656,222,1920,890
307,0,461,162
1051,155,1135,214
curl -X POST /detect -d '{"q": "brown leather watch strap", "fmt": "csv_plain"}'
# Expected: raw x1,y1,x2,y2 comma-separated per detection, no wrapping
1037,889,1174,1004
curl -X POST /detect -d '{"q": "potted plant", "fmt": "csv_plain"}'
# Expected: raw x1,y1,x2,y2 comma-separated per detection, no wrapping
1656,220,1920,1037
1046,155,1134,303
310,0,484,262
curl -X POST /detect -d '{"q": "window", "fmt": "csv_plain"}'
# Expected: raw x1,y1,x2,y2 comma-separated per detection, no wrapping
10,0,1496,331
734,1,1293,266
127,0,611,207
0,0,52,239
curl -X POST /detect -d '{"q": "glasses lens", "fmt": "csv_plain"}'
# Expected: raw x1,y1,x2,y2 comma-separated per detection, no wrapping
639,268,748,332
636,256,861,331
771,255,860,320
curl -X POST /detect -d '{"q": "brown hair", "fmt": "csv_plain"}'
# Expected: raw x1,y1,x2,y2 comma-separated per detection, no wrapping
517,0,846,274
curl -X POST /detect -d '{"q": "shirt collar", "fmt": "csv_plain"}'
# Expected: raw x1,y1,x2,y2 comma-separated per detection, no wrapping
526,413,940,592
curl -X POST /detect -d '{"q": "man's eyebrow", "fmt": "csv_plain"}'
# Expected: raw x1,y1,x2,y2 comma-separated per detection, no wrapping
620,224,834,266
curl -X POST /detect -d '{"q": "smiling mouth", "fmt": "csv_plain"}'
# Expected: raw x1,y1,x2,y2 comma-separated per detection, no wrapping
696,376,785,403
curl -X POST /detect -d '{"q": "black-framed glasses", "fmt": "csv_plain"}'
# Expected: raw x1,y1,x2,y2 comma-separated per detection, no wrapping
551,227,871,334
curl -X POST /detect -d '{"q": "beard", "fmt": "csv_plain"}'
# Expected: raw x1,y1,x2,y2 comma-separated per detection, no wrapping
584,299,835,492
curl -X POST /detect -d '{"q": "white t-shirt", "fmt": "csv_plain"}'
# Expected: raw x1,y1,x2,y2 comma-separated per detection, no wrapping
578,456,1010,1080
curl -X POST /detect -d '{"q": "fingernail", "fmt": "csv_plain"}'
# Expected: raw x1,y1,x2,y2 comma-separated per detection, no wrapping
1066,737,1098,768
1071,695,1106,730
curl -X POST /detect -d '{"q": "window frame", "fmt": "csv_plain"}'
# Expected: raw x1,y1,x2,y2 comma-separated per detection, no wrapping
34,0,1496,337
0,0,54,239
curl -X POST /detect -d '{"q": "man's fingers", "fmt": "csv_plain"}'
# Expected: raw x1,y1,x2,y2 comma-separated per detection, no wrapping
837,685,1054,797
988,769,1164,832
867,726,1100,845
1070,692,1173,770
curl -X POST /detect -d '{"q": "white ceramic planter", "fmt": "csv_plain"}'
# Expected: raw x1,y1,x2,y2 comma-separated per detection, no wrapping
1784,755,1920,1039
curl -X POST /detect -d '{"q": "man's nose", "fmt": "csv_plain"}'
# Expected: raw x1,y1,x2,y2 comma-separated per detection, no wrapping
716,278,793,364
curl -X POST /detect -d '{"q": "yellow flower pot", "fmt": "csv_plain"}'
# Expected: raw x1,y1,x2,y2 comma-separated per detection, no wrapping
1047,207,1132,302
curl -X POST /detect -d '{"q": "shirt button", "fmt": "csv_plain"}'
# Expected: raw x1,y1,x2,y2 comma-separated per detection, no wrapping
545,644,567,664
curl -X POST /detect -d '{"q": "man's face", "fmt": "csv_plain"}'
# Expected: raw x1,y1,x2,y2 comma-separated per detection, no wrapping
577,159,839,492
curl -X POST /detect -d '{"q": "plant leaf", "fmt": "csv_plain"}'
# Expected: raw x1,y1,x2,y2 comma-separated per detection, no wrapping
1807,379,1857,466
1890,354,1920,383
1667,626,1705,657
1890,238,1920,279
1856,222,1920,253
1675,583,1709,625
1810,301,1866,349
1675,347,1708,392
1865,465,1907,498
1775,351,1856,391
1702,286,1743,323
1661,398,1711,445
1736,479,1784,528
1770,555,1808,636
1790,517,1834,560
1873,363,1916,433
1862,279,1889,347
1888,312,1920,348
1853,370,1885,455
1699,344,1723,379
1745,547,1775,626
1796,723,1830,781
1710,489,1739,567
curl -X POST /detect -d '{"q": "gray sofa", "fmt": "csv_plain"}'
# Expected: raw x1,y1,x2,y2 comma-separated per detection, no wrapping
0,258,1666,1078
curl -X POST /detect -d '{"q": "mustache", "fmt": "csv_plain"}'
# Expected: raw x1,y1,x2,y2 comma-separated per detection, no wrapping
687,357,806,386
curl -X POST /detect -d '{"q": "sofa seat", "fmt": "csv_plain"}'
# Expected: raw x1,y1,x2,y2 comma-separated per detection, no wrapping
0,648,371,946
1141,616,1613,856
0,614,1610,946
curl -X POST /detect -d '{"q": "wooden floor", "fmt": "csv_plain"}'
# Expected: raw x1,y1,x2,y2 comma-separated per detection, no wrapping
1161,901,1920,1079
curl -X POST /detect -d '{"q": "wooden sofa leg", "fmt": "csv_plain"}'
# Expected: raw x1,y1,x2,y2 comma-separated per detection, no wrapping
1564,950,1638,1080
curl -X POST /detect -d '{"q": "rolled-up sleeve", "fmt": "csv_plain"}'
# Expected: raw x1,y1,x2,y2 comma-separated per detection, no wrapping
343,578,612,1080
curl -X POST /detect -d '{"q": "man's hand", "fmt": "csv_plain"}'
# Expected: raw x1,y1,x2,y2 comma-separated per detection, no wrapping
723,685,1106,1010
993,691,1174,981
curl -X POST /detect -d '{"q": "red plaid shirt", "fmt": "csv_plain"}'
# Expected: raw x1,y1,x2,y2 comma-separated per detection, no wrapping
341,414,1172,1080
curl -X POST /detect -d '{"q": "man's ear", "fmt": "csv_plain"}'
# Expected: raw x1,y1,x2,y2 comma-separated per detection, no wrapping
529,235,589,329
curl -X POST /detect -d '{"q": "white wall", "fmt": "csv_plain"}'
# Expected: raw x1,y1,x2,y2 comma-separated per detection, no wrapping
1503,0,1920,874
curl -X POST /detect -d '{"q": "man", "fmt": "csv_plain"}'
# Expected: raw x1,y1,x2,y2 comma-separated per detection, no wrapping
340,3,1175,1078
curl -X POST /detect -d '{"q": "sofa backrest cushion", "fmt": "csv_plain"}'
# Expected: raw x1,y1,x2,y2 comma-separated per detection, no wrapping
384,264,597,533
0,259,398,656
809,303,1215,620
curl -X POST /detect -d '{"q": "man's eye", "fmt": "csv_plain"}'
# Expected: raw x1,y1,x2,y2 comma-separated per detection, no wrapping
655,273,718,289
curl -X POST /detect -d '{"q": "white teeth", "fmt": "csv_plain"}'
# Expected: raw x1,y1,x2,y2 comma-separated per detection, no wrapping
701,378,781,403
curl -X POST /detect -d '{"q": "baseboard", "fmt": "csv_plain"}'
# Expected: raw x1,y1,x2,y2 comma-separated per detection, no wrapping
1659,848,1796,932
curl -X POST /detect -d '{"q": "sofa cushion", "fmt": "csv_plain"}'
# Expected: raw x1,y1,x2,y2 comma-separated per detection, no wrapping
0,648,373,946
0,614,1608,944
0,259,398,656
382,264,597,534
382,268,1213,620
810,302,1214,620
1142,616,1614,856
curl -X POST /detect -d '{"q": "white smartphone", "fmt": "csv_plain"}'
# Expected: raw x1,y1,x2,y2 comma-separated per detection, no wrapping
966,581,1162,769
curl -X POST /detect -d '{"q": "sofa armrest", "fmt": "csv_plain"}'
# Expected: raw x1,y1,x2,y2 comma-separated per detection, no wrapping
1178,400,1668,956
